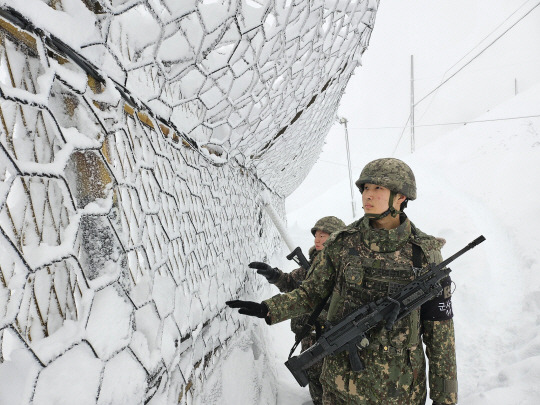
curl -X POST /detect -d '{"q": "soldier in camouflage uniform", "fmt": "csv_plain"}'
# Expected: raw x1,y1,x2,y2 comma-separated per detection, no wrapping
227,158,457,405
250,216,345,405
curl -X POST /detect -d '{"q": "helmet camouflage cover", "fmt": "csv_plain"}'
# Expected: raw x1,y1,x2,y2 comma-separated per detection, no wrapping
311,216,346,236
355,158,417,200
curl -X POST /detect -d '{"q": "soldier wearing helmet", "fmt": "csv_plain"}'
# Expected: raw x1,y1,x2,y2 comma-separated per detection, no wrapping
228,158,457,405
356,157,416,221
249,216,345,405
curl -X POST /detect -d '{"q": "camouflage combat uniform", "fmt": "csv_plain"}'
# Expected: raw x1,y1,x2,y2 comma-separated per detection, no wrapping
271,246,326,405
271,215,346,405
264,215,458,405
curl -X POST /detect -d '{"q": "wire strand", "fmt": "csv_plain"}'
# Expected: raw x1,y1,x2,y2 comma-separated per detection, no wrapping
416,0,536,124
445,0,535,75
414,1,540,108
392,113,411,156
349,113,540,131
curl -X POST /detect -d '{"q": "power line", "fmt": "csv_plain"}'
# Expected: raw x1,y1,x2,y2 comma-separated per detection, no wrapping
383,1,540,156
321,111,540,167
444,0,535,75
413,113,540,128
414,0,540,108
416,0,537,125
412,56,540,82
392,113,411,156
351,2,540,156
350,113,540,131
416,0,531,121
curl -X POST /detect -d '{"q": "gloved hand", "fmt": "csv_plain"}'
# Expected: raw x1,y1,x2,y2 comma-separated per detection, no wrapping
226,300,269,318
249,262,280,283
433,402,455,405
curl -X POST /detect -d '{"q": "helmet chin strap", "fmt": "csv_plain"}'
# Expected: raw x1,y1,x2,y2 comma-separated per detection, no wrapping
365,191,402,221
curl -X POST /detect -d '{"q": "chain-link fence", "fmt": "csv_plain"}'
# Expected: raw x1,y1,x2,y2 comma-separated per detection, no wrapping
0,0,378,403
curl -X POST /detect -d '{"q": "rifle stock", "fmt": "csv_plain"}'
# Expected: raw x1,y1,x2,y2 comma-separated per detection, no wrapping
285,235,485,387
286,246,310,271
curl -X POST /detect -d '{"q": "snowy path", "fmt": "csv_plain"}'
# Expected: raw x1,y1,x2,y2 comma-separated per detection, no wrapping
267,321,314,405
411,161,528,401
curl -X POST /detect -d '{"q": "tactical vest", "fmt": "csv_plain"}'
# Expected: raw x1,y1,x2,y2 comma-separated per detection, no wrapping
326,217,442,353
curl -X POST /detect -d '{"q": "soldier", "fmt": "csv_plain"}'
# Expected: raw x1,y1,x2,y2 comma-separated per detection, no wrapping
227,158,457,405
250,216,345,405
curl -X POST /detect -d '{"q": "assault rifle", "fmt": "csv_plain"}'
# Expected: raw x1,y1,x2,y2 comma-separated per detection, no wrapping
285,235,485,387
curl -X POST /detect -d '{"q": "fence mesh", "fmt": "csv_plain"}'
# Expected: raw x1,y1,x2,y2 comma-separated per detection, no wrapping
0,0,378,403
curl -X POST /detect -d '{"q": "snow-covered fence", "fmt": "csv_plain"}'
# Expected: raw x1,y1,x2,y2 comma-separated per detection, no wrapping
0,15,285,403
20,0,378,197
0,0,378,403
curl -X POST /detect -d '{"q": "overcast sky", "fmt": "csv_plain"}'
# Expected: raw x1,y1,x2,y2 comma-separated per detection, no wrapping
287,0,540,211
336,0,540,155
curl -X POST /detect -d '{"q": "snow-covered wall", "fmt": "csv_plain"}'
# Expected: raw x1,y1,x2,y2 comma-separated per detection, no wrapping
0,0,379,403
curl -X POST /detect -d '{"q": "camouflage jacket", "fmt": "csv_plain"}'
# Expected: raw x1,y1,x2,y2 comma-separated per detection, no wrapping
271,247,327,336
264,216,458,404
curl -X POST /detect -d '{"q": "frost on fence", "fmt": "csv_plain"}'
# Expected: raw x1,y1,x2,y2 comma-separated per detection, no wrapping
8,0,378,197
0,26,281,403
0,0,378,403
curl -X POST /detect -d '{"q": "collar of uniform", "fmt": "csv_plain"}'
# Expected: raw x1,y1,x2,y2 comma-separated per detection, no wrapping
360,215,412,253
308,246,319,261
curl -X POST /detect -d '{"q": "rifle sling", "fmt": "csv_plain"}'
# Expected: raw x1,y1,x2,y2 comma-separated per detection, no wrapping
412,243,423,269
288,292,331,359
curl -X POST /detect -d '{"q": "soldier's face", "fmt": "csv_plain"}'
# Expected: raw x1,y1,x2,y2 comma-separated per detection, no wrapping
314,230,330,251
362,183,391,214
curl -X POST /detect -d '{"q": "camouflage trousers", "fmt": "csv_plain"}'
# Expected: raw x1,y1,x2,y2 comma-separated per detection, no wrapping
300,335,323,405
319,346,427,405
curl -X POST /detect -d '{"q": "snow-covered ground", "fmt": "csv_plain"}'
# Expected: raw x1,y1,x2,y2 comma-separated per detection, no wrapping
270,83,540,404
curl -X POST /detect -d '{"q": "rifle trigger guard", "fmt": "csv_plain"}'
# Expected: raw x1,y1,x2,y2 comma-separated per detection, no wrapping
356,334,370,349
385,297,401,330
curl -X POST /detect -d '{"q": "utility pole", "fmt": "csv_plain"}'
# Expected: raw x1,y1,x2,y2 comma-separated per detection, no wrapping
410,55,415,153
337,116,357,219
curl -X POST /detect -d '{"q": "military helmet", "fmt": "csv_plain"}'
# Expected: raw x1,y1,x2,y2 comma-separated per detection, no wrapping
311,216,346,236
355,158,417,200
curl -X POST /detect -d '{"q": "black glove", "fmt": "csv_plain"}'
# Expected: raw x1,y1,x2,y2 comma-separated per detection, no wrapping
433,402,455,405
226,300,269,318
249,262,280,283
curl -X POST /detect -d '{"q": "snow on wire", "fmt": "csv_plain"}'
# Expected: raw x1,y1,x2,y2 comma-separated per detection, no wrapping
0,0,378,403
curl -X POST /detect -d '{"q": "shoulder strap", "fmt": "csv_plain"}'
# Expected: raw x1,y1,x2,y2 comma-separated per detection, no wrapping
412,243,423,269
410,223,424,270
288,292,331,359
